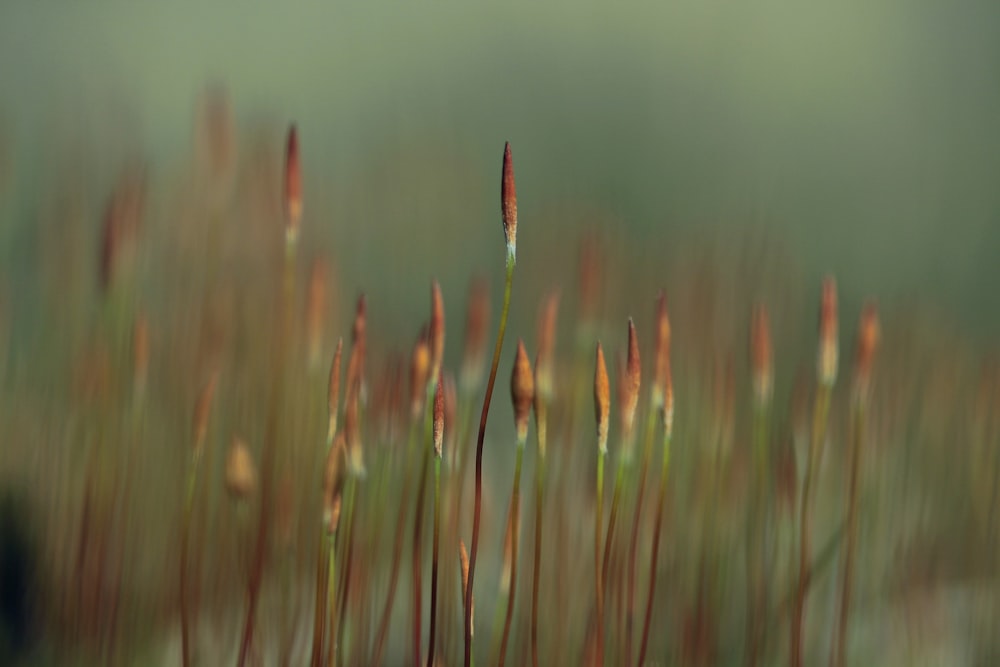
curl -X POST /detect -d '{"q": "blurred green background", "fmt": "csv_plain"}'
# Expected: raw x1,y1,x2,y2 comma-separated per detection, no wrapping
1,2,998,336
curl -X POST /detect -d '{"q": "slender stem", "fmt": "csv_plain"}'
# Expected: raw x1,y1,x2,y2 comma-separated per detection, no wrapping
335,476,359,667
498,444,524,667
595,449,606,667
465,257,515,667
638,430,671,667
179,458,201,667
412,443,431,666
746,403,771,667
530,409,546,667
601,461,625,589
426,458,442,667
371,424,417,665
237,235,296,667
310,535,330,667
625,410,656,665
326,531,337,667
831,402,865,667
790,385,831,667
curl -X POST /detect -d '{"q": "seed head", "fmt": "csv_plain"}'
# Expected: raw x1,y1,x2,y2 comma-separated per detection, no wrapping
225,436,257,500
501,142,517,263
594,342,610,454
853,301,880,403
652,292,671,409
327,338,343,443
344,373,365,477
817,276,838,387
323,433,346,534
459,540,474,636
750,304,773,408
511,338,535,445
622,317,642,443
429,280,445,385
433,375,445,459
284,124,302,244
410,326,431,420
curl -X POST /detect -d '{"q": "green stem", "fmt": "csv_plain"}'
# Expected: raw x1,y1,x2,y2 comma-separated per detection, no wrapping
371,423,418,665
790,385,831,667
426,457,442,667
625,409,657,664
530,408,546,667
595,449,606,666
831,402,865,667
465,257,515,667
637,432,671,666
179,457,201,667
498,444,524,667
326,531,337,667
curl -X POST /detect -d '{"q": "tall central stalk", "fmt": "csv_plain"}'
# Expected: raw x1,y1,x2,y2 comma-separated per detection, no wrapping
465,256,514,667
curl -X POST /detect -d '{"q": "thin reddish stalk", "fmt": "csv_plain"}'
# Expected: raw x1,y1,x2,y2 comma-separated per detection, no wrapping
464,258,514,667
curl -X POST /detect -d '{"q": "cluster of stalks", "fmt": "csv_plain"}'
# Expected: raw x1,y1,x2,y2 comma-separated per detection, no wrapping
25,89,998,667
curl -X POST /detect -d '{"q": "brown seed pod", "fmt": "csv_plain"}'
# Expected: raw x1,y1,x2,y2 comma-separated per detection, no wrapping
323,433,347,534
817,276,839,387
853,301,880,402
460,276,490,393
652,291,671,410
750,304,774,408
511,339,535,445
433,375,445,459
225,436,257,500
429,280,445,385
501,142,517,262
622,318,642,443
344,373,365,477
595,342,611,454
327,338,343,443
459,540,474,637
410,326,431,420
284,123,302,243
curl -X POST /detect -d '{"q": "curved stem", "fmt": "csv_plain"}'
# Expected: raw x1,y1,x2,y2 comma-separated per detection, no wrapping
371,424,417,665
426,458,442,667
465,257,515,667
625,410,657,665
179,459,200,667
530,414,546,667
498,445,524,667
832,403,865,667
790,385,831,667
637,433,671,667
595,449,606,666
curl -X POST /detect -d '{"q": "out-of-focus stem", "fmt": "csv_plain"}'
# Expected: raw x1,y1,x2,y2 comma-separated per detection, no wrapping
426,457,442,667
790,385,831,667
637,430,671,667
595,448,606,666
497,444,524,667
831,403,865,667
